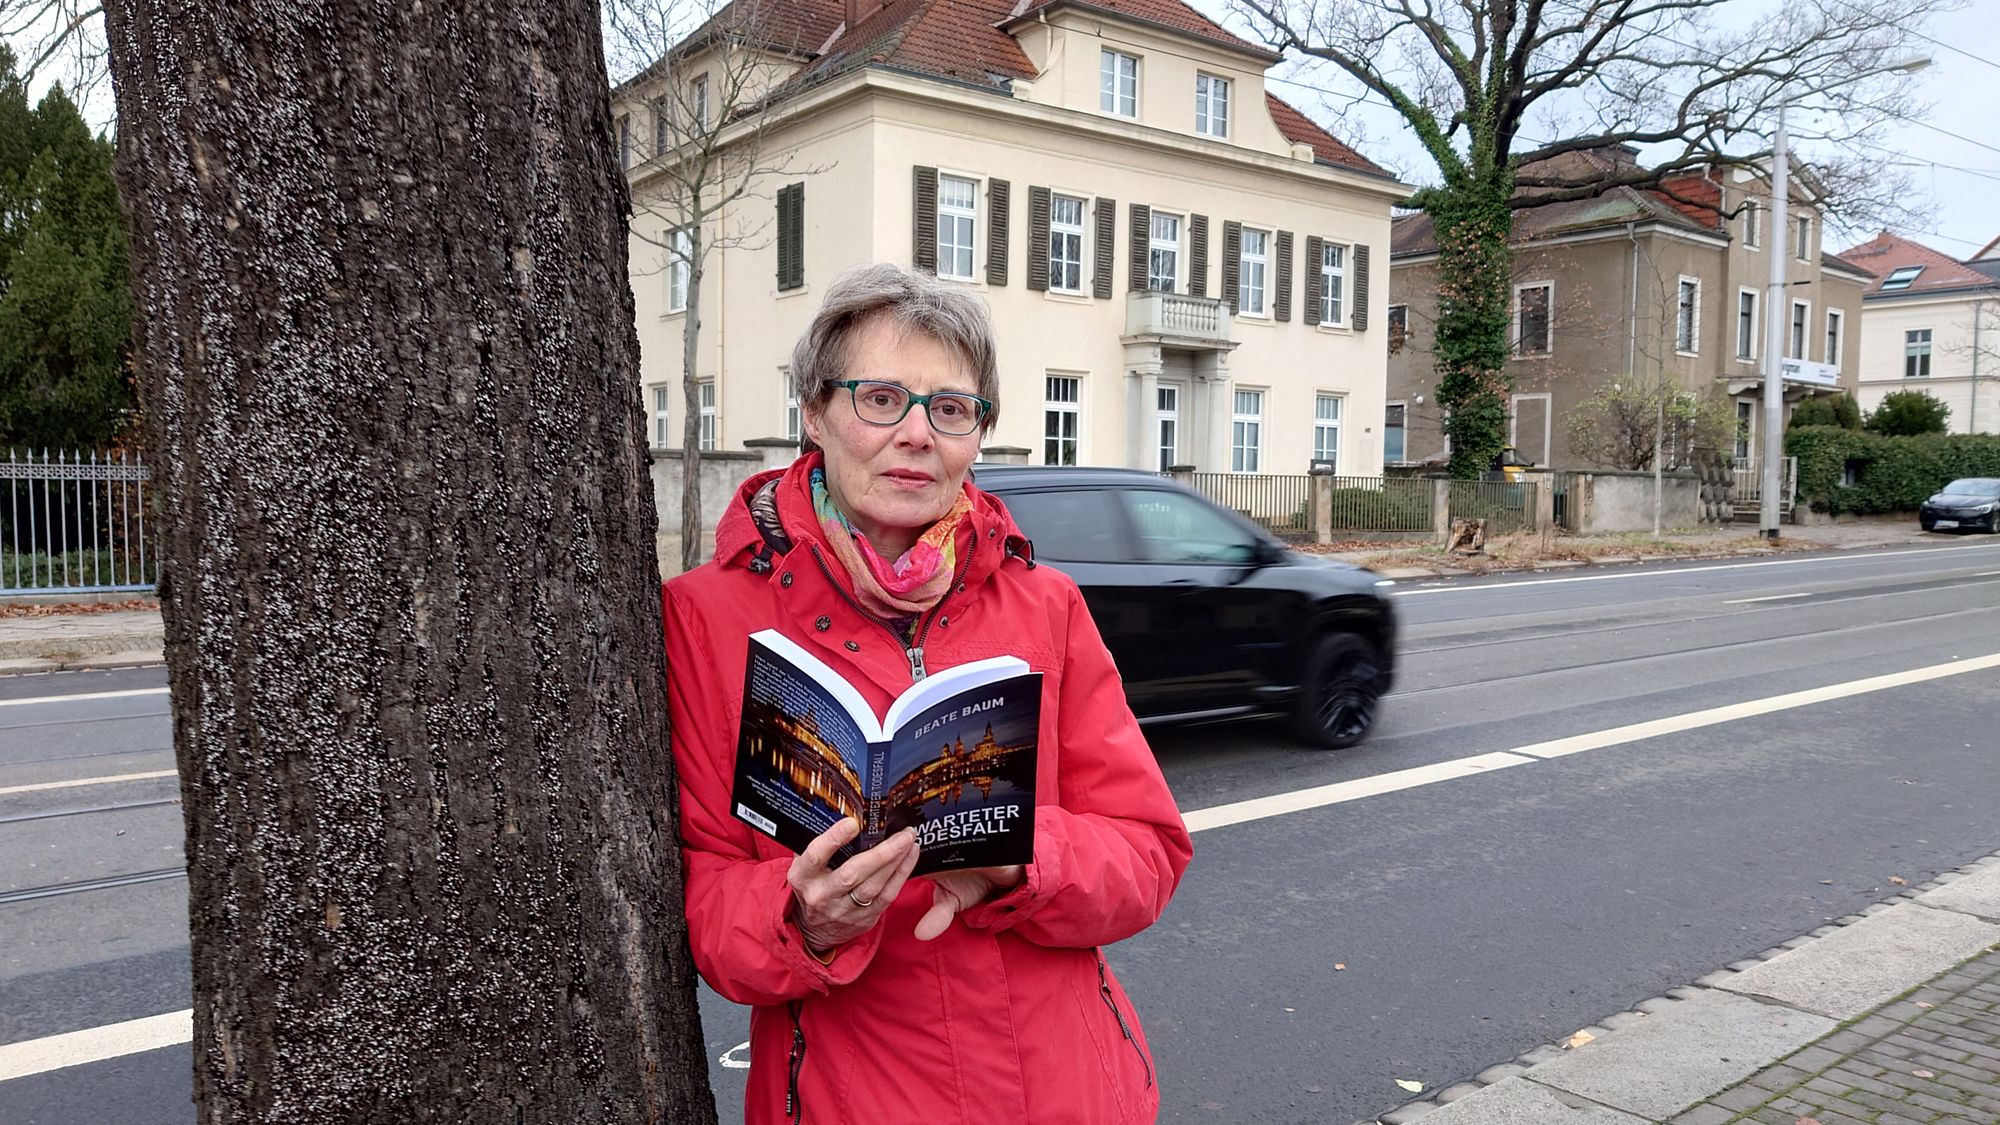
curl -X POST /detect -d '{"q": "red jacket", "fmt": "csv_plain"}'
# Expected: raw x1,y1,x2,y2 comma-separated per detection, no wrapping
664,454,1193,1124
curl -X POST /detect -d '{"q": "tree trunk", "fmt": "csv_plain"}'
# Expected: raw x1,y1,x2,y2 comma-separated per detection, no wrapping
1427,173,1515,479
680,230,704,574
100,3,717,1122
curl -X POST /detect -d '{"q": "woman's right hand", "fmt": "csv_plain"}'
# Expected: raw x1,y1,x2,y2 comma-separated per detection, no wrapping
788,818,921,953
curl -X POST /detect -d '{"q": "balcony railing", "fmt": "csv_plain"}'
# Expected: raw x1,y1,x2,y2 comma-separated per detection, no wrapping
1125,291,1231,344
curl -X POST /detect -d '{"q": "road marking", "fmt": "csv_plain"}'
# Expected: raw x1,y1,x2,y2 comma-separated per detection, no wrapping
0,769,176,797
1183,752,1537,832
1724,592,1811,604
0,687,168,709
1977,571,2000,578
0,1010,191,1083
1389,542,2000,597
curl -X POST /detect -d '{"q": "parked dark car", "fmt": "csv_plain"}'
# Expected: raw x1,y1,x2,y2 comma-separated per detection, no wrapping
973,465,1397,749
1919,478,2000,533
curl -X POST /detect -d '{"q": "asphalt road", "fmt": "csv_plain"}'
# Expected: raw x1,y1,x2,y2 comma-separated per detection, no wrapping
2,536,1998,1124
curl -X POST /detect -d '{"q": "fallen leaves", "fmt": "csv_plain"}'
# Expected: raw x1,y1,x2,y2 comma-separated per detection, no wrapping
1889,875,1908,885
1913,1068,1935,1079
1563,1030,1597,1050
1394,1079,1425,1093
0,598,158,618
1333,963,1346,971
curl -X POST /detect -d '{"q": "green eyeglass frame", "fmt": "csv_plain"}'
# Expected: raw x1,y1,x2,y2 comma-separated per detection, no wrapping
832,379,993,435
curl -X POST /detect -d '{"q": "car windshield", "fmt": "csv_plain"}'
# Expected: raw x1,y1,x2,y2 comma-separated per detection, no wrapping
1940,480,2000,497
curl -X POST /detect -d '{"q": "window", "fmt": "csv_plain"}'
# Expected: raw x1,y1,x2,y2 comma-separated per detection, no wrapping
1676,277,1700,354
1313,394,1342,466
1318,242,1347,326
1825,309,1844,368
697,379,717,450
1789,300,1810,359
1100,50,1138,117
1122,489,1261,565
1194,73,1229,138
1238,228,1269,316
1230,389,1263,473
1794,215,1811,261
1735,400,1754,461
651,385,672,447
1048,194,1085,293
1156,385,1179,472
617,114,631,169
1880,266,1923,291
1905,329,1933,378
1148,212,1180,292
936,174,977,280
1002,489,1125,563
1514,282,1552,355
666,226,692,313
1742,202,1760,249
653,98,670,155
1044,375,1081,465
1387,304,1409,355
1737,289,1758,360
691,74,710,129
1384,403,1407,463
783,369,800,443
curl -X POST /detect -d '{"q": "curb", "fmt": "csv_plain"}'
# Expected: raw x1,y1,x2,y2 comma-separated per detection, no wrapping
1357,540,1901,581
1371,850,2000,1124
0,648,165,675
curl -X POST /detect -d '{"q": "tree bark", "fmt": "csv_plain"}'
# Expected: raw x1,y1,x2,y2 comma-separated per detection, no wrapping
100,3,716,1121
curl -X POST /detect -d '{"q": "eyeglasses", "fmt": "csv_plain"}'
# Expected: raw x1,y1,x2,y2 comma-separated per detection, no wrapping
833,380,992,436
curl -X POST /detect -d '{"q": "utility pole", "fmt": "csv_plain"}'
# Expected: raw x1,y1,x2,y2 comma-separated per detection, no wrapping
1759,104,1789,540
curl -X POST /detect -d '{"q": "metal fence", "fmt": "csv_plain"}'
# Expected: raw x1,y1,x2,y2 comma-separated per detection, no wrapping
1,449,156,596
1324,475,1433,532
1183,472,1313,531
1446,478,1536,535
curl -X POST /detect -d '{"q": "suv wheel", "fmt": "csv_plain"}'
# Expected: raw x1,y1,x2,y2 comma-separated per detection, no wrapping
1291,634,1384,750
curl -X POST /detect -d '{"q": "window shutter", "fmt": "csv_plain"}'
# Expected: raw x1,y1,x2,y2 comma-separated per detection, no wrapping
1128,203,1151,291
1274,230,1293,322
1303,235,1323,326
1092,197,1117,299
1189,214,1209,298
1222,220,1242,314
776,183,805,291
1027,186,1050,292
1352,244,1371,330
987,179,1010,287
912,166,939,274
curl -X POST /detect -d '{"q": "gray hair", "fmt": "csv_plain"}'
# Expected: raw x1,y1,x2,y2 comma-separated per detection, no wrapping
790,263,1001,440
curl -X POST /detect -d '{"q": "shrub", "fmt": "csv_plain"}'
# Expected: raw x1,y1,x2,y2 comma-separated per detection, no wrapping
1324,485,1432,531
1864,390,1950,436
1787,428,2000,514
1788,394,1861,430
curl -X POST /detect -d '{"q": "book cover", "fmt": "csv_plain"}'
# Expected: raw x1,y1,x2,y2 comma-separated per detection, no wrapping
732,629,1040,875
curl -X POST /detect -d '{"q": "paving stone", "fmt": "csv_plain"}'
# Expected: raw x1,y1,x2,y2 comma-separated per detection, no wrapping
1719,904,2000,1021
1636,996,1680,1014
1392,1078,1645,1125
1433,1082,1483,1104
1475,1063,1530,1085
1377,1101,1437,1124
1664,1105,1735,1125
1599,1011,1646,1031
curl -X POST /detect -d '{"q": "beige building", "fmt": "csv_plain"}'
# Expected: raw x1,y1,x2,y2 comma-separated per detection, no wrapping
618,0,1405,477
1840,232,1999,434
1386,149,1870,469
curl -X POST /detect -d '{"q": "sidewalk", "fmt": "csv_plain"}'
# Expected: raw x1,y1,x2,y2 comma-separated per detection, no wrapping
1377,853,2000,1124
0,602,163,673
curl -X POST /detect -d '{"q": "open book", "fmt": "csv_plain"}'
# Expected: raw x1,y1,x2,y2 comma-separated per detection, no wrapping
732,629,1040,875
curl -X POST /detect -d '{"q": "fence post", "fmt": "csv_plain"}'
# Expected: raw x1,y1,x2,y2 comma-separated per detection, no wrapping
1535,482,1554,550
1432,477,1451,547
1309,466,1333,545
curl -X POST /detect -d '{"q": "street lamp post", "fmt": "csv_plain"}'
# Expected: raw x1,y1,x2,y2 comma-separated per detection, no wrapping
1759,102,1790,539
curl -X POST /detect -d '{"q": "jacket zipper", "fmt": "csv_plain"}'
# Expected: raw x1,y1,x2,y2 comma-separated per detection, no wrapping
807,543,974,683
1096,950,1154,1089
786,1000,806,1124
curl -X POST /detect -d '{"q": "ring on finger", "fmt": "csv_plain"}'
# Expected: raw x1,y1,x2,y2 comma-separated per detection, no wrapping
847,889,874,908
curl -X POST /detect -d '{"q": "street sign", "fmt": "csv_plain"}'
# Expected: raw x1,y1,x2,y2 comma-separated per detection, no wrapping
1780,358,1840,388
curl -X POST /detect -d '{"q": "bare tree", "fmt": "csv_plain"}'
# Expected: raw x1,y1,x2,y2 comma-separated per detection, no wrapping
101,1,716,1119
1231,0,1955,477
1,0,107,104
604,0,823,572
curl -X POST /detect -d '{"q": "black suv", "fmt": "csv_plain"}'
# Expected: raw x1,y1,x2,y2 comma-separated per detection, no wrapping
974,465,1397,749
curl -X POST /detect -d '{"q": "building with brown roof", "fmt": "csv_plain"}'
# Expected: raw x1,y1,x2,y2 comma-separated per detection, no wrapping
617,0,1406,492
1840,232,1998,434
1385,148,1869,470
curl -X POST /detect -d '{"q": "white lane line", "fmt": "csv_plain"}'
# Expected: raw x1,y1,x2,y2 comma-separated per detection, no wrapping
1724,592,1811,604
0,769,177,797
1977,571,2000,578
1390,542,2000,597
0,687,168,709
1182,752,1537,833
0,1010,191,1083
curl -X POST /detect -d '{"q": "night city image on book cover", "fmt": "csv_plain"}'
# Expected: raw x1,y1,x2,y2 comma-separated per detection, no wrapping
733,630,1040,874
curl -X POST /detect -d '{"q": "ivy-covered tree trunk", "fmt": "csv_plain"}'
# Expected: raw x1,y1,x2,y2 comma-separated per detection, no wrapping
1426,171,1515,479
101,3,717,1122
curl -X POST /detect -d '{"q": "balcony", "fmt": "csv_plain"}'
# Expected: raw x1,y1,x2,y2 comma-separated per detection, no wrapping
1124,291,1233,348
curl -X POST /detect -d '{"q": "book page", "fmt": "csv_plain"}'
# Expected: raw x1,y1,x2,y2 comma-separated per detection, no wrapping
882,653,1031,734
733,634,875,854
881,671,1041,874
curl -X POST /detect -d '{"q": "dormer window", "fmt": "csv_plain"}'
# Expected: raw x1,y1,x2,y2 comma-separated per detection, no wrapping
1195,74,1229,138
1880,265,1923,291
1100,50,1138,117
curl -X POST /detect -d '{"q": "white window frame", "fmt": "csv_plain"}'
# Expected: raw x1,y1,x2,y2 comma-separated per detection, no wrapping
618,114,632,170
1194,73,1229,138
1319,242,1348,326
1824,308,1844,369
1238,227,1270,317
1513,280,1553,356
1383,401,1408,465
1794,214,1811,262
1312,393,1342,467
782,367,800,443
1100,50,1138,117
1509,392,1552,466
666,226,692,314
1905,328,1933,379
651,385,672,448
1148,211,1181,293
936,173,978,281
1734,399,1755,461
1742,202,1760,249
691,74,710,129
1736,287,1759,361
1675,276,1701,355
697,379,718,451
1387,303,1409,354
1044,374,1083,465
1048,194,1086,294
1156,384,1180,472
1230,388,1264,473
1789,298,1811,360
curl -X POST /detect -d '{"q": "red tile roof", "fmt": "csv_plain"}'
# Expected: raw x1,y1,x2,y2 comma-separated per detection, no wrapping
1264,93,1387,177
1010,0,1277,61
1839,231,1996,297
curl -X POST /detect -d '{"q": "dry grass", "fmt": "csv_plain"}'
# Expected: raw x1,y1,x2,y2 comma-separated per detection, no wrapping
0,598,160,618
1299,529,1821,574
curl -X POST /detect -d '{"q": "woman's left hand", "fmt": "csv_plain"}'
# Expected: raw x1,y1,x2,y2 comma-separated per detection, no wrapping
913,865,1025,941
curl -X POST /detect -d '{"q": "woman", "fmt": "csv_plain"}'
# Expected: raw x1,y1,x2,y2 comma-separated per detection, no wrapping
664,263,1192,1123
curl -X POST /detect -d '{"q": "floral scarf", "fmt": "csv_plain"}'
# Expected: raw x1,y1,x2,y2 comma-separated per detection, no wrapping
810,467,971,626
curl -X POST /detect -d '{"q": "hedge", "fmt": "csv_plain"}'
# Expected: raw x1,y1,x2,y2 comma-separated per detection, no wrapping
1786,427,2000,514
